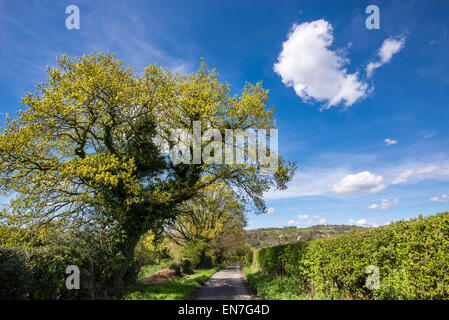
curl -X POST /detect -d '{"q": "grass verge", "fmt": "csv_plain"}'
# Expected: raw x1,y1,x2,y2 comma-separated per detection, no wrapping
137,263,167,281
115,265,223,300
242,264,312,300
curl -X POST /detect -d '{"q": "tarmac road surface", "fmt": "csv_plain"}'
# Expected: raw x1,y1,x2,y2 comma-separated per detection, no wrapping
191,264,257,300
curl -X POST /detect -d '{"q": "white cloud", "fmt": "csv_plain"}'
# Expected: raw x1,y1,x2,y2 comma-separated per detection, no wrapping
392,169,414,184
287,215,327,227
264,155,449,201
366,36,405,77
367,198,398,210
392,165,440,184
429,193,449,203
416,165,440,174
332,171,386,194
379,37,405,62
347,218,388,228
384,138,398,145
274,19,368,109
265,207,275,214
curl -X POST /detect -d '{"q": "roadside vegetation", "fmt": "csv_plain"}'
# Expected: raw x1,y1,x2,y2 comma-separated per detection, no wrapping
243,264,310,300
138,264,167,281
116,265,225,300
244,212,449,300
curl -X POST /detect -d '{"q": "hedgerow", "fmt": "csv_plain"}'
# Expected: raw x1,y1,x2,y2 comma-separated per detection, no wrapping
252,212,449,299
0,232,141,299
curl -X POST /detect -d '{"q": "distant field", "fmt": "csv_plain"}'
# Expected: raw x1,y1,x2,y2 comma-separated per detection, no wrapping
245,225,365,248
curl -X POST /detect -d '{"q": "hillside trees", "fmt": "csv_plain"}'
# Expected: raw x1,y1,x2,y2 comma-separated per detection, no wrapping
0,52,294,288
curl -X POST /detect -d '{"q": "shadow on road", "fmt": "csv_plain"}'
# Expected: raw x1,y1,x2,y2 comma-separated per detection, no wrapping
190,264,256,300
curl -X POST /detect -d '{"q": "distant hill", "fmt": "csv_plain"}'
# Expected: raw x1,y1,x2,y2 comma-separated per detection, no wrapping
245,225,366,249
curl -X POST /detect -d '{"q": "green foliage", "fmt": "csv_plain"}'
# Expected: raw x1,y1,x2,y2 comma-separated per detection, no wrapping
243,265,310,300
167,181,250,267
0,245,85,299
251,212,449,300
0,247,31,299
0,52,294,291
138,263,168,281
198,251,213,268
168,261,182,276
180,258,193,274
134,232,170,268
171,240,212,268
255,244,288,275
245,251,253,264
0,230,143,299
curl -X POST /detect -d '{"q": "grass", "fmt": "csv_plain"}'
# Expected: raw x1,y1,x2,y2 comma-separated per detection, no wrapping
137,263,167,281
242,264,312,300
115,265,223,300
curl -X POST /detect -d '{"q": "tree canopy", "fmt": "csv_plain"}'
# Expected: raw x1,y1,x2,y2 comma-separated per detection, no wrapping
0,52,294,281
167,180,246,246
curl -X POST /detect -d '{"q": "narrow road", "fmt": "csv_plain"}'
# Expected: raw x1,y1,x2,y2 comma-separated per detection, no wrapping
191,264,256,300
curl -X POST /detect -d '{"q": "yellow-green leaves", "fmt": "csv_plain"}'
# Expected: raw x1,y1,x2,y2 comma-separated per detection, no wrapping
168,180,246,245
0,51,294,248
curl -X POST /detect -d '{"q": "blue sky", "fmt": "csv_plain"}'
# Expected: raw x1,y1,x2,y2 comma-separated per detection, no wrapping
1,0,449,229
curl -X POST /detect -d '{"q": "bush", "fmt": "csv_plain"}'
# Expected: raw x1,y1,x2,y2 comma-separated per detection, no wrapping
176,242,211,268
255,244,287,275
27,247,84,299
245,251,253,264
198,253,213,268
180,258,193,274
134,232,170,268
253,212,449,299
0,245,87,299
168,262,182,276
0,247,31,299
0,232,141,299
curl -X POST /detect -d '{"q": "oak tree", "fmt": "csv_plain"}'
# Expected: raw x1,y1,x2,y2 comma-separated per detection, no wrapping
0,52,294,284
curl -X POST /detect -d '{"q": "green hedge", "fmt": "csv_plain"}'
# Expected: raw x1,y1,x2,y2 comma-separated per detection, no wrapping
252,212,449,299
255,244,287,275
0,235,140,299
0,246,87,299
0,247,31,299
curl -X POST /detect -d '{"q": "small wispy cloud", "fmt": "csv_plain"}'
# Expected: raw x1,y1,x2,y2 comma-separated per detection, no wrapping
429,28,447,46
420,130,438,139
287,215,327,226
384,138,398,146
366,36,406,77
429,193,449,203
347,218,390,228
367,198,398,210
392,165,440,184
